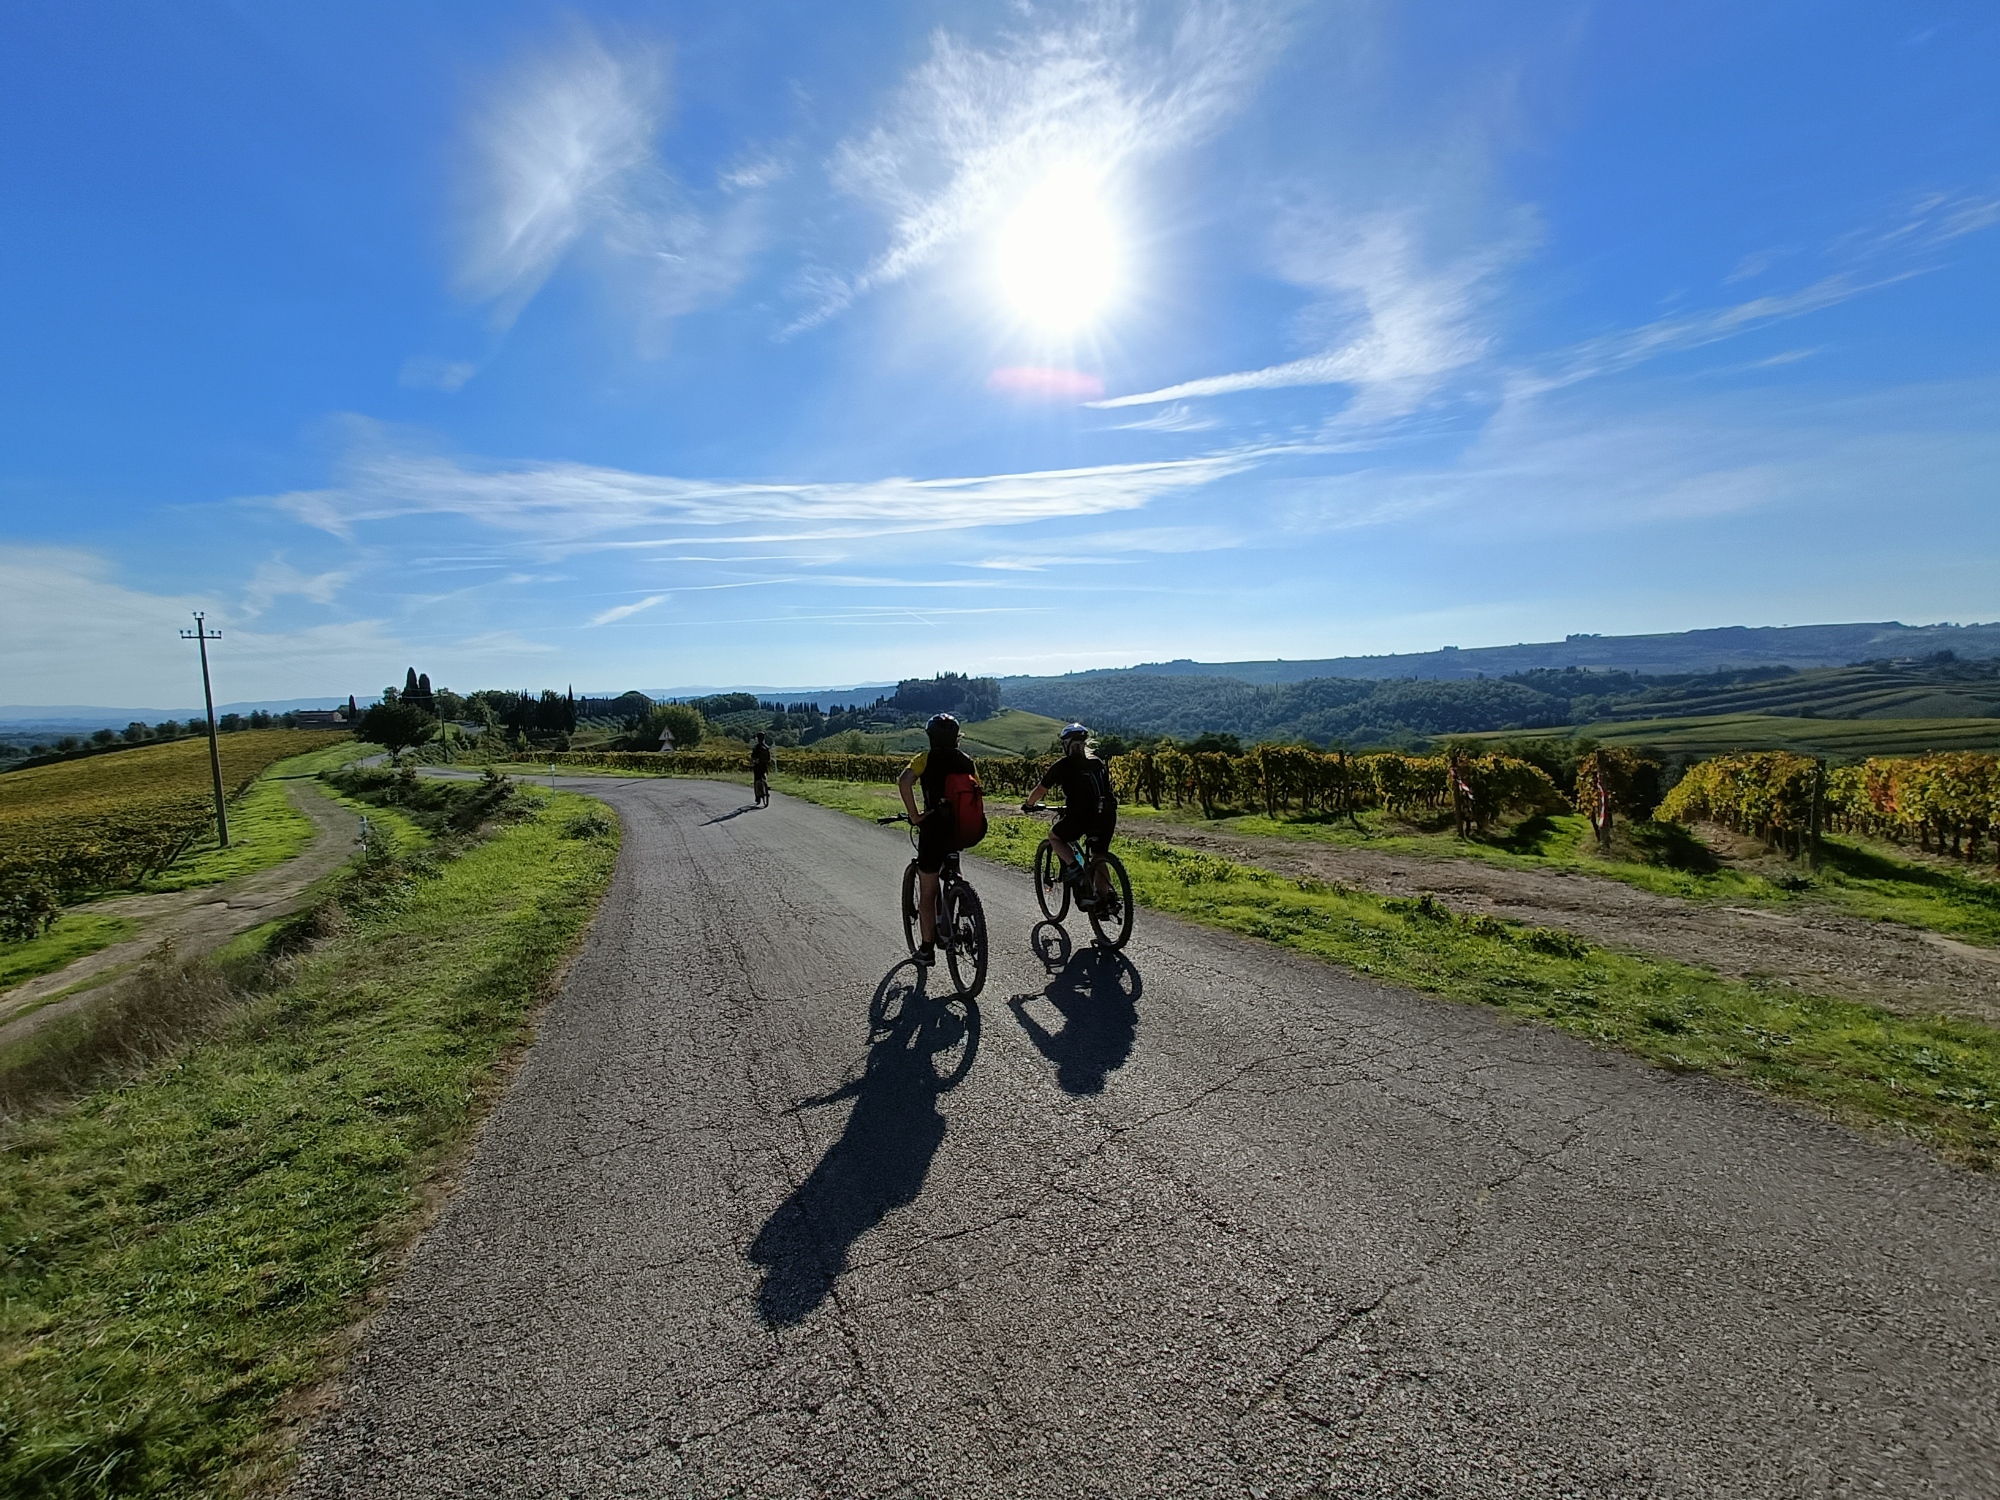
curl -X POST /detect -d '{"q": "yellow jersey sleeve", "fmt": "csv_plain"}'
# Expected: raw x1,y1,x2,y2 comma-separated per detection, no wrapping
907,749,929,776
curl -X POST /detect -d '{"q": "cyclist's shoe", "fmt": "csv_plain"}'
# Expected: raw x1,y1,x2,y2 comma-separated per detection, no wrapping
913,941,936,967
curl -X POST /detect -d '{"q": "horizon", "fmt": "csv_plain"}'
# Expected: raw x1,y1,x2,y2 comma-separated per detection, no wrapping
4,3,1996,703
5,613,1997,726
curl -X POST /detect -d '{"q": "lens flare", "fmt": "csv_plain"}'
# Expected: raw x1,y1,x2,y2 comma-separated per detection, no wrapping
995,163,1122,332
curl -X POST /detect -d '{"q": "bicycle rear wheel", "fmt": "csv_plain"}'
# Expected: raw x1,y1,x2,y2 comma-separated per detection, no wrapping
1034,839,1071,922
1087,852,1134,951
944,879,989,999
900,860,921,954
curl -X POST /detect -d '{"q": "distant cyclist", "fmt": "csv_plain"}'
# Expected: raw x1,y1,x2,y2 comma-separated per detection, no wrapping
750,732,773,806
1022,722,1118,910
898,713,979,967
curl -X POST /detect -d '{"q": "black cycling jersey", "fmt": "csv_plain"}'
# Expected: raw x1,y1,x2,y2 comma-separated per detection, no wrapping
1036,752,1114,818
750,744,772,771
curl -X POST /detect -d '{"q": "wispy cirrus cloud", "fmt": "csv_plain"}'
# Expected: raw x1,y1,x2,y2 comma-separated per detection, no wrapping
588,592,670,626
802,0,1290,327
241,557,350,618
270,430,1270,549
456,23,762,328
1095,208,1523,417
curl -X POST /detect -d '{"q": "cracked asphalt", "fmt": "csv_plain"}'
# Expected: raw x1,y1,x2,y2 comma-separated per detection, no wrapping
290,777,1999,1499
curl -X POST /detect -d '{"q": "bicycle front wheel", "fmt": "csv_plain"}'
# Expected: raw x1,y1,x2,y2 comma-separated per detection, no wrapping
1034,839,1071,922
1088,852,1134,951
900,860,921,954
945,879,989,999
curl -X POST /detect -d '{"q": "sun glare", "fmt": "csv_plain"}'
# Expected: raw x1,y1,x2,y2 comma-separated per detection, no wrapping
995,163,1122,332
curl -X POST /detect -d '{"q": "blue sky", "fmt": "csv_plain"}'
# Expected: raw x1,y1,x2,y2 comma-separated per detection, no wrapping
2,0,1996,704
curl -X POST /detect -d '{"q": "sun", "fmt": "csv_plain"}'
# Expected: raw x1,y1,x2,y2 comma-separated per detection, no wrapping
995,163,1123,333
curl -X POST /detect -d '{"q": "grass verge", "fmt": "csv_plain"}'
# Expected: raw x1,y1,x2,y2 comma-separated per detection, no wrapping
1111,802,2000,947
0,785,619,1496
780,777,2000,1168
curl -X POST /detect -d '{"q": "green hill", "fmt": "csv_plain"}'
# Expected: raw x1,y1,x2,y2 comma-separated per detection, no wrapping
1468,715,2000,759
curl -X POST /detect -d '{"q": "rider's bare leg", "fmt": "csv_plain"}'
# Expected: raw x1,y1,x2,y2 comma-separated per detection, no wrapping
919,870,940,945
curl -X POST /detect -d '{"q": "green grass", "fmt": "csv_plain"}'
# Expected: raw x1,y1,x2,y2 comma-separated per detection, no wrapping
956,709,1066,757
780,778,2000,1168
0,916,138,994
1103,801,2000,948
0,789,619,1497
263,740,380,778
140,777,319,893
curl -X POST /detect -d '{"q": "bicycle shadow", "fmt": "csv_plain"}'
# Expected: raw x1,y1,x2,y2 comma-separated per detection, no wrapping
1007,923,1143,1097
747,960,980,1327
702,804,759,825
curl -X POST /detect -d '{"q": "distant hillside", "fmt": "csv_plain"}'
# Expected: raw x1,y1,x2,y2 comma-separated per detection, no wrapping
999,657,2000,751
1081,620,2000,686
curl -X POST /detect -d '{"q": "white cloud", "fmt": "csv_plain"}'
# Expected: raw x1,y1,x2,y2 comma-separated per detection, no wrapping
805,0,1289,326
1105,402,1218,432
1094,209,1520,418
399,357,479,392
1522,272,1914,397
588,592,670,626
270,431,1269,549
0,545,541,706
456,24,760,327
241,557,350,618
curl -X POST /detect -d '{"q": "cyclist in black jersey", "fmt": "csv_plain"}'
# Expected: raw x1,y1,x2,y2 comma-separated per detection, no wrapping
897,713,978,966
1021,722,1118,908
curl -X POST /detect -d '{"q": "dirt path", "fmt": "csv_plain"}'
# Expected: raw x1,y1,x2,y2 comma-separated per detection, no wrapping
0,780,363,1045
1116,818,2000,1027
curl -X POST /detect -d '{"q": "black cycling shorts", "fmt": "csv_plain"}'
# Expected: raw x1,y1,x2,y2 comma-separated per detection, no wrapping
1052,806,1116,851
916,805,958,874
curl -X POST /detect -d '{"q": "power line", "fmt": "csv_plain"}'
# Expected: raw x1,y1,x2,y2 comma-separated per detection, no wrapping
179,613,229,848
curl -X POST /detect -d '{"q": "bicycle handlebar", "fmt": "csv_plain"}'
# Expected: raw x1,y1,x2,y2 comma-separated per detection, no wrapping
876,814,911,824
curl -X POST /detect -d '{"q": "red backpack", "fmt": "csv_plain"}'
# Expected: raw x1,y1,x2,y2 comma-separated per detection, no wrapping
942,767,988,848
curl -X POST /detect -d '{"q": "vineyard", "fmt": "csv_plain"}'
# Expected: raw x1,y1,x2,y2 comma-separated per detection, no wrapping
1659,750,2000,866
0,729,343,939
535,744,1563,833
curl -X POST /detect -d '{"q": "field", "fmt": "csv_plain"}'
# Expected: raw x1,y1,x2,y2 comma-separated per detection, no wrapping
1467,715,2000,759
0,730,348,944
1598,659,2000,723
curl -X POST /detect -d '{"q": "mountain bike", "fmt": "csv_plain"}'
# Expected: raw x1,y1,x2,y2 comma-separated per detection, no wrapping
878,814,988,999
753,765,770,806
1027,809,1134,951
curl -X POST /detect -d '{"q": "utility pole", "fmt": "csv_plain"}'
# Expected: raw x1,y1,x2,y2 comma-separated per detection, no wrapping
181,612,229,848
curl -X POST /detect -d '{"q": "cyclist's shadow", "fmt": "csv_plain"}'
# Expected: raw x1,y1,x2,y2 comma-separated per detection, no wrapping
1007,922,1143,1096
747,961,980,1327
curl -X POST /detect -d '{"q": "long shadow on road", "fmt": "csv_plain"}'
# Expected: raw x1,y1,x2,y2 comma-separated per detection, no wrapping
748,962,980,1326
1007,923,1143,1096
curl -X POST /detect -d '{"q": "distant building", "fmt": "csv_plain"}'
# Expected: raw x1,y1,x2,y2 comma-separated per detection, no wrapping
295,709,347,729
658,725,676,751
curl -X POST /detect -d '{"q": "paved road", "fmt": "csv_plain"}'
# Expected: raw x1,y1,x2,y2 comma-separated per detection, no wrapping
292,778,1998,1499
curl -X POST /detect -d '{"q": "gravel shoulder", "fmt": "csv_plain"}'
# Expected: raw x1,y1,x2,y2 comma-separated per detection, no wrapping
1118,817,2000,1028
290,776,1998,1499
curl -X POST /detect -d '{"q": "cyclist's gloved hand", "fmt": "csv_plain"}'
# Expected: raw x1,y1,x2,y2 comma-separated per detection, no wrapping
1019,802,1032,815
